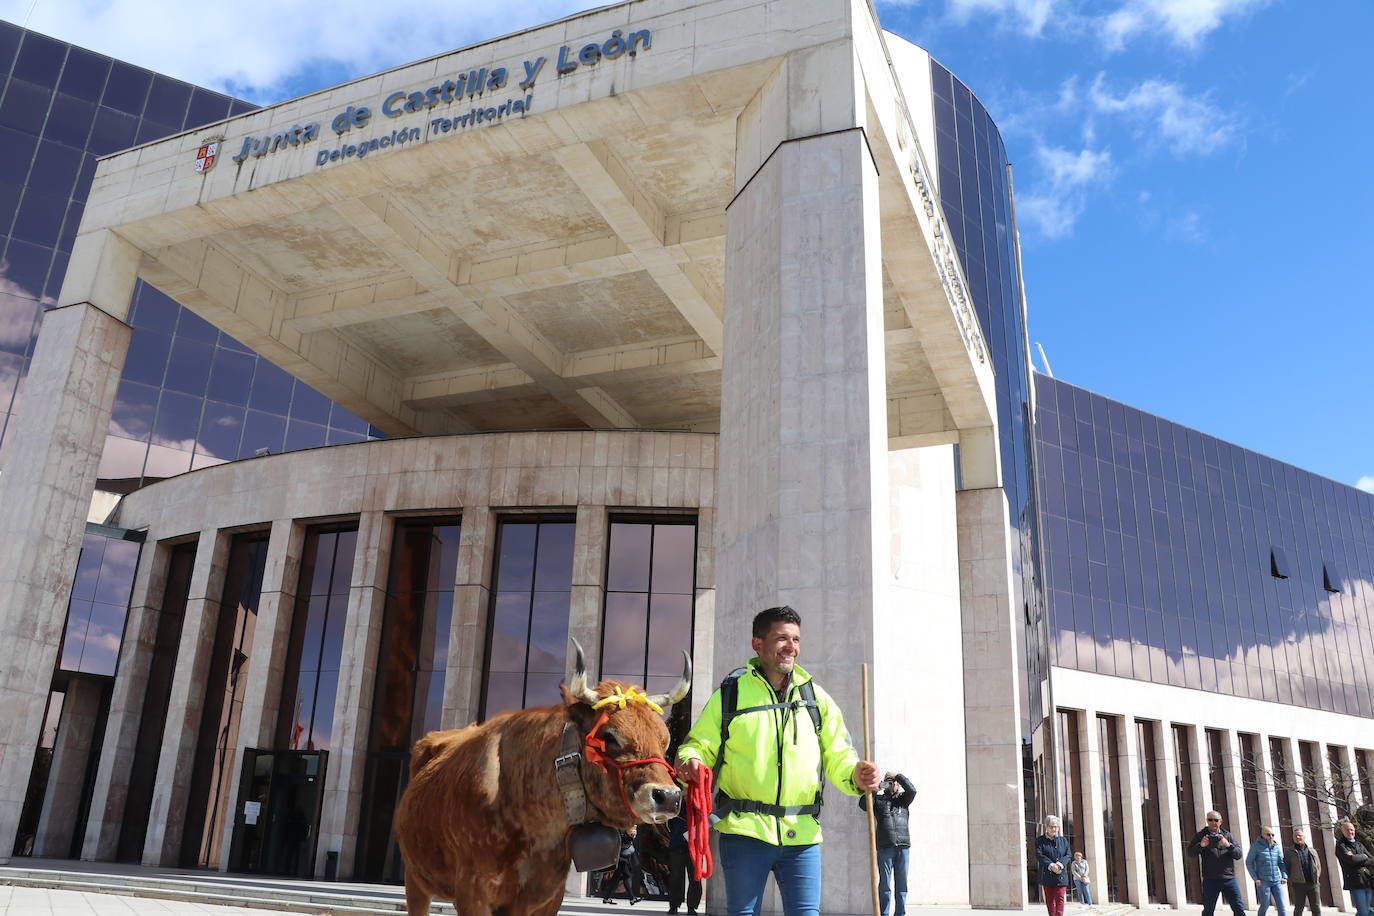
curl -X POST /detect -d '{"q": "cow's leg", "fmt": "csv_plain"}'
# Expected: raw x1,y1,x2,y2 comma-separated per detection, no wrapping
404,881,433,915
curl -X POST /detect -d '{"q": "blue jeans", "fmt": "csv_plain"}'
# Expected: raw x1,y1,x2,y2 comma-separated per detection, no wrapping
719,833,820,916
1075,880,1093,905
1351,888,1372,916
878,846,909,916
1202,878,1247,916
1257,881,1288,916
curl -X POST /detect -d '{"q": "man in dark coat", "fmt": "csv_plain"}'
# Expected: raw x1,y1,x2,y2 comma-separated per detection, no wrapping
860,772,916,916
1188,810,1246,916
1284,828,1322,916
1335,817,1373,916
665,815,702,915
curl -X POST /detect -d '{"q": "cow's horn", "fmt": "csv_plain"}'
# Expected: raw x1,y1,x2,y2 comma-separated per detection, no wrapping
647,652,693,708
568,637,600,705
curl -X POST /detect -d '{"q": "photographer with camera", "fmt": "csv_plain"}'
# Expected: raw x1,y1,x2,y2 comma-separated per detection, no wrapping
1188,810,1246,916
860,772,916,916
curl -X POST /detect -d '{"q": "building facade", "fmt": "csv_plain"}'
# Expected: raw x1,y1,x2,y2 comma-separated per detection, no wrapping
0,1,1368,913
1038,375,1374,910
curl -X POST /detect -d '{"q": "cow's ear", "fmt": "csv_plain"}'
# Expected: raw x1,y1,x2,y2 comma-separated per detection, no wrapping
562,690,599,731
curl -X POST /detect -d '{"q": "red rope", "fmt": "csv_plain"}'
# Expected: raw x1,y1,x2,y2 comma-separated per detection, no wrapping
685,766,714,880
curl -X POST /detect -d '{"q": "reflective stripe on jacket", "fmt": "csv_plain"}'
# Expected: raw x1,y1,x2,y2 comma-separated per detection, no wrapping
676,659,862,846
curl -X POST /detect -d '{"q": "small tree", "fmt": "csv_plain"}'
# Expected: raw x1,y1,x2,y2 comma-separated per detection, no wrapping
1245,754,1374,848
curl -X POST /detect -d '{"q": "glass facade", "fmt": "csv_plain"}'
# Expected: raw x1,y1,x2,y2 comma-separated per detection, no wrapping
481,519,575,720
0,21,379,491
929,60,1048,872
1037,374,1374,716
357,518,461,884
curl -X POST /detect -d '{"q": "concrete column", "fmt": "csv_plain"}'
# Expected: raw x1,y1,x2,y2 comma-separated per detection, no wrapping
443,506,496,729
1303,744,1348,913
0,296,137,860
718,40,891,916
1079,710,1109,900
1119,716,1151,905
1251,734,1280,836
317,511,393,878
215,519,304,870
1220,729,1253,907
142,528,230,865
81,540,170,861
566,504,607,680
1156,720,1188,907
957,485,1028,907
32,679,105,857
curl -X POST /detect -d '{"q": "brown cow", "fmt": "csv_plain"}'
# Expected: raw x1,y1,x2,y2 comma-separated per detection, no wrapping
394,641,690,915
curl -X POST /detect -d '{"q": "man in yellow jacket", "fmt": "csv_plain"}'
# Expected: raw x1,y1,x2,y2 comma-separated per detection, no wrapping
676,605,880,915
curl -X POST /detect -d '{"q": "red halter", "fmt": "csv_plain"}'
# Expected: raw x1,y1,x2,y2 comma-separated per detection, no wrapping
581,708,676,823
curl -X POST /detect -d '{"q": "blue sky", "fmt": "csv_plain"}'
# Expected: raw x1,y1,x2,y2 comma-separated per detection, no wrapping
6,0,1370,490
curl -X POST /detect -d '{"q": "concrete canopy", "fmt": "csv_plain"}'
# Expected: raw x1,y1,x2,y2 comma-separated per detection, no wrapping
63,0,995,450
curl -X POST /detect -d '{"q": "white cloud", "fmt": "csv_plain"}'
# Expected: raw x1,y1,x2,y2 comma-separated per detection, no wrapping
1357,476,1374,495
1166,209,1204,243
2,0,588,102
1099,0,1272,51
1016,143,1112,239
945,0,1063,37
1088,74,1235,156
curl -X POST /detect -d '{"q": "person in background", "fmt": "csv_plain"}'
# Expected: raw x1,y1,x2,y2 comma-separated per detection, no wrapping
1036,815,1073,916
1188,810,1246,916
1335,817,1373,916
601,826,644,905
1069,851,1093,907
1284,828,1321,916
1246,825,1289,916
859,771,916,916
666,814,702,915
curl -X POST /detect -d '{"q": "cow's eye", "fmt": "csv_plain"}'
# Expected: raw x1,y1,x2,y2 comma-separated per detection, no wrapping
602,730,623,749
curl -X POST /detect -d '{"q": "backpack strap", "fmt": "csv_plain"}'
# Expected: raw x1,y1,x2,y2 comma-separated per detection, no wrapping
711,668,827,822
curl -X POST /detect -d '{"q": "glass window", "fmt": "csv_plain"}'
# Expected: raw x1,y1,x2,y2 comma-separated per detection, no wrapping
27,139,82,198
0,79,52,135
144,77,191,125
248,360,293,415
88,105,137,154
480,519,575,719
206,347,255,404
277,525,357,752
100,62,151,115
12,32,64,85
0,127,38,186
600,518,697,698
43,93,93,147
56,531,141,676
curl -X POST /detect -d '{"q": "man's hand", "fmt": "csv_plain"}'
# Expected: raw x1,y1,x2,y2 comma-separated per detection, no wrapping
855,761,880,792
1255,881,1262,888
677,758,703,785
1200,836,1211,848
1219,837,1231,849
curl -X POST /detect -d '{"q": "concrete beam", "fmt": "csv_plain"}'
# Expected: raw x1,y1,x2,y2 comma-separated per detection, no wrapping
554,142,724,354
334,193,638,429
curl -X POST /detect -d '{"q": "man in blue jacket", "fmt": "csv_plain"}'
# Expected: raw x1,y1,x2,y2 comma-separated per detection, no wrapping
1247,825,1289,916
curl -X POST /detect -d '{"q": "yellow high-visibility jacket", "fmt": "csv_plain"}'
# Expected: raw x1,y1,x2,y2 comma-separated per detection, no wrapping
677,658,862,846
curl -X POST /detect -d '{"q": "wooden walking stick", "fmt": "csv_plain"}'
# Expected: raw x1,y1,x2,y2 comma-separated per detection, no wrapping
861,663,881,916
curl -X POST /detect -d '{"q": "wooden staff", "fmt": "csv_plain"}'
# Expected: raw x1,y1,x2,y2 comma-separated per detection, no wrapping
861,663,880,916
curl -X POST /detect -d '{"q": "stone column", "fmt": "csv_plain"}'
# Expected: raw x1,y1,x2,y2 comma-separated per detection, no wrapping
81,539,170,861
32,679,105,857
1251,734,1280,836
0,230,141,859
443,506,496,730
317,510,392,878
142,527,229,865
566,504,607,679
691,506,717,718
718,41,891,916
957,483,1028,907
1079,709,1108,900
1119,716,1151,905
215,519,304,870
1302,744,1347,913
1220,729,1253,907
1155,720,1188,907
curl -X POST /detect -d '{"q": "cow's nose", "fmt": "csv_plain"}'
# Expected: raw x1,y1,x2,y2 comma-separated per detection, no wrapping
651,786,682,813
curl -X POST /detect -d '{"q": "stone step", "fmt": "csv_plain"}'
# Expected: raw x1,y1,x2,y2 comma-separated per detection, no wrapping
0,865,653,915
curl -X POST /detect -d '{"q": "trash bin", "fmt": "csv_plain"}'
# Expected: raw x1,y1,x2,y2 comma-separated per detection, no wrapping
324,850,339,882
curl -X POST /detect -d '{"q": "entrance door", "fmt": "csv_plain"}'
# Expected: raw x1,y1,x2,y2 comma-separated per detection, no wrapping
228,749,328,878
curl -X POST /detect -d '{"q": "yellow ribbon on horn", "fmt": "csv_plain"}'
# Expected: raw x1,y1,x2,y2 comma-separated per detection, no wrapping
592,685,664,715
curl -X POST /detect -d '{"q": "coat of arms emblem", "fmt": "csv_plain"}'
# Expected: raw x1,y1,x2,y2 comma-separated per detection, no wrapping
195,136,223,173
